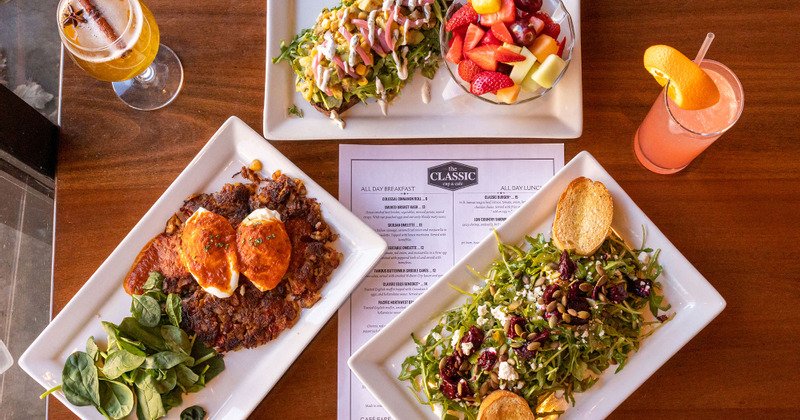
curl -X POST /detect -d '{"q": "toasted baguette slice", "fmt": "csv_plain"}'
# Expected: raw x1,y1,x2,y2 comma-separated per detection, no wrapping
311,95,360,117
477,390,536,420
551,177,614,256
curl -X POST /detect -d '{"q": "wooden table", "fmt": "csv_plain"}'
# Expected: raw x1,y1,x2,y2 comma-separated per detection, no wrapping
52,0,800,418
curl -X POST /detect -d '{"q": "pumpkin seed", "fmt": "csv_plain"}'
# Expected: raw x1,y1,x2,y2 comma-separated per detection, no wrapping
534,277,545,287
498,344,508,356
439,357,447,372
537,309,545,317
562,313,572,323
527,341,541,351
567,308,578,317
490,285,497,296
595,261,606,276
546,301,558,312
458,381,463,395
520,332,528,340
499,353,508,362
514,271,522,278
490,372,498,383
552,290,562,299
548,316,557,329
597,275,608,287
599,293,607,302
508,358,516,366
579,282,593,292
508,301,522,311
510,341,523,349
522,275,530,285
557,303,566,314
514,324,523,336
537,298,545,305
561,295,567,307
578,311,590,319
479,381,490,398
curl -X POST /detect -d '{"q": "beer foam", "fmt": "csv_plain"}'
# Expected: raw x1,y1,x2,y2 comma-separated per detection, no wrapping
59,0,143,62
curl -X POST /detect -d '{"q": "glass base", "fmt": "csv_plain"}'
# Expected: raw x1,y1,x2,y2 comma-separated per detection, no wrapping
633,128,687,175
112,44,183,111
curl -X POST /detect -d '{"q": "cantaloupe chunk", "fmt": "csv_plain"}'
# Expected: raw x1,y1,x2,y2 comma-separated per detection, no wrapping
496,84,521,104
530,35,558,63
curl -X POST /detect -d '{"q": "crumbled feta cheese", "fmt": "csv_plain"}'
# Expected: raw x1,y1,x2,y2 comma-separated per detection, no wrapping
477,316,489,326
451,331,461,347
431,332,441,341
478,304,489,317
472,284,482,292
581,330,588,338
498,361,518,381
490,305,506,322
461,342,473,355
599,330,605,337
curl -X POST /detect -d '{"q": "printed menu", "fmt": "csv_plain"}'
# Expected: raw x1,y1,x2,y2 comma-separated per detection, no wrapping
337,144,564,420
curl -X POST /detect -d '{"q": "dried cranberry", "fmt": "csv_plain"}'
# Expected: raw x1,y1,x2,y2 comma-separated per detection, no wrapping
477,351,498,371
628,277,653,298
543,284,560,304
568,281,583,300
605,282,628,304
439,355,461,381
558,250,576,281
528,328,550,343
657,314,669,322
544,311,561,322
459,325,484,353
457,379,473,398
506,317,527,339
440,378,459,399
566,297,590,325
514,344,537,360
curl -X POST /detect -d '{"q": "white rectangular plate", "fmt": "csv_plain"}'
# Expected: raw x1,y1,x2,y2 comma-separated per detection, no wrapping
19,116,387,419
348,151,726,419
264,0,582,140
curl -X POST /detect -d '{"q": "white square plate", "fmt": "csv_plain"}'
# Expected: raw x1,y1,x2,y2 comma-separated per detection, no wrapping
348,151,726,419
263,0,582,140
19,116,387,419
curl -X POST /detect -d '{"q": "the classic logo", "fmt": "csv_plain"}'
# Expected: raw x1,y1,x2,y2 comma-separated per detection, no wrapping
428,161,478,191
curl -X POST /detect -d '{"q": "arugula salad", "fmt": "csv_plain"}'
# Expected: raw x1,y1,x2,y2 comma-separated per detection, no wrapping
42,272,223,420
399,232,673,419
272,0,450,116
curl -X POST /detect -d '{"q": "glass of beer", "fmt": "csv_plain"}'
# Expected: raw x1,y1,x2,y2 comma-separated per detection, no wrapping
57,0,183,111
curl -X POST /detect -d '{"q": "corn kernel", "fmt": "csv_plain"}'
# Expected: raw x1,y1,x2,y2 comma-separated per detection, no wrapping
357,77,368,86
355,64,366,75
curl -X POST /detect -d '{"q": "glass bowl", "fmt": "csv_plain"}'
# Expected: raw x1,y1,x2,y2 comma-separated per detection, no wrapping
440,0,575,105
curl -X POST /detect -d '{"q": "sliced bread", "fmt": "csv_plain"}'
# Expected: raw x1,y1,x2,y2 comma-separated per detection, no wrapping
551,177,614,256
477,390,536,420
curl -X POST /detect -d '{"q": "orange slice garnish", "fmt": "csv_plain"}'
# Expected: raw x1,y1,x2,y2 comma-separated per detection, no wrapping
644,45,720,110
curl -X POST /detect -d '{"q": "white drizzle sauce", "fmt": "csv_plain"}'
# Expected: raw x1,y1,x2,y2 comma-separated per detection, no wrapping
340,7,349,26
421,79,431,104
402,19,410,45
376,78,388,116
348,33,361,67
392,46,409,80
329,110,346,130
318,68,332,92
367,10,378,47
382,0,394,11
320,32,336,61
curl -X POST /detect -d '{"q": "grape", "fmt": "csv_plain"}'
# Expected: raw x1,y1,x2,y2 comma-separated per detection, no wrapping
508,20,536,46
514,0,542,13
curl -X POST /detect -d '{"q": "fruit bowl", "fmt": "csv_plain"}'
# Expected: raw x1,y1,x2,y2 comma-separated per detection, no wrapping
440,0,575,105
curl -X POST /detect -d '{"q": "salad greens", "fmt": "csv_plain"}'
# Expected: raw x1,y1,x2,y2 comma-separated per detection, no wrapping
399,232,672,419
272,0,450,111
41,271,222,419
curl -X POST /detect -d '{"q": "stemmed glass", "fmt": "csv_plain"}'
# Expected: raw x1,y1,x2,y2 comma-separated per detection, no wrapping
57,0,183,111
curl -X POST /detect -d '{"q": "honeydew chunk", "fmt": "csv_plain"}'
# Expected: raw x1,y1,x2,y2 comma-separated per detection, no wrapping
532,54,566,89
520,62,542,92
502,43,522,54
508,47,537,85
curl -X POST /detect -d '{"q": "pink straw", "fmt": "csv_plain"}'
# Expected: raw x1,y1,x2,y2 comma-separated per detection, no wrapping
694,32,715,64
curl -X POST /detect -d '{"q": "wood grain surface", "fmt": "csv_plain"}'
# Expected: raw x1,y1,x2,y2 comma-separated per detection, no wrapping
51,0,800,419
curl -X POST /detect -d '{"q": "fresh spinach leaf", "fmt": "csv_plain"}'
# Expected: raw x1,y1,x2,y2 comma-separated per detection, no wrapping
102,349,145,380
144,351,193,370
180,405,207,420
119,317,166,351
102,321,121,351
143,271,164,291
131,294,161,328
134,380,166,420
174,364,199,388
98,380,134,419
166,294,182,327
61,351,100,407
86,337,99,362
148,368,177,394
161,387,183,411
161,325,191,355
190,339,224,382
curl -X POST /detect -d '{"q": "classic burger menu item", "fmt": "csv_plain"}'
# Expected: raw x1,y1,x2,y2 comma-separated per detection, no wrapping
337,144,564,420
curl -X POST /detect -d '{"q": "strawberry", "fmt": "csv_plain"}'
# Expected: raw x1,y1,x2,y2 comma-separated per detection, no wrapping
557,37,566,58
533,11,553,25
480,29,503,47
491,22,514,44
464,44,500,71
453,25,469,41
494,47,526,63
458,59,483,83
470,71,514,95
446,3,479,32
446,33,464,64
527,15,545,35
464,23,485,51
542,22,560,39
479,0,515,26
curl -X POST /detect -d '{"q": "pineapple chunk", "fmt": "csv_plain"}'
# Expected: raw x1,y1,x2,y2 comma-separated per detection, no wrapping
502,43,522,54
508,47,537,85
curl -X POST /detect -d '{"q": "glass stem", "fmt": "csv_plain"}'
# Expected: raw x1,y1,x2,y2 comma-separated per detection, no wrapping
136,65,156,83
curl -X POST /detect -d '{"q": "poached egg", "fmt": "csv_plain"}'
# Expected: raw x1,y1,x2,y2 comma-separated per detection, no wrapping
180,208,240,298
235,208,292,291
